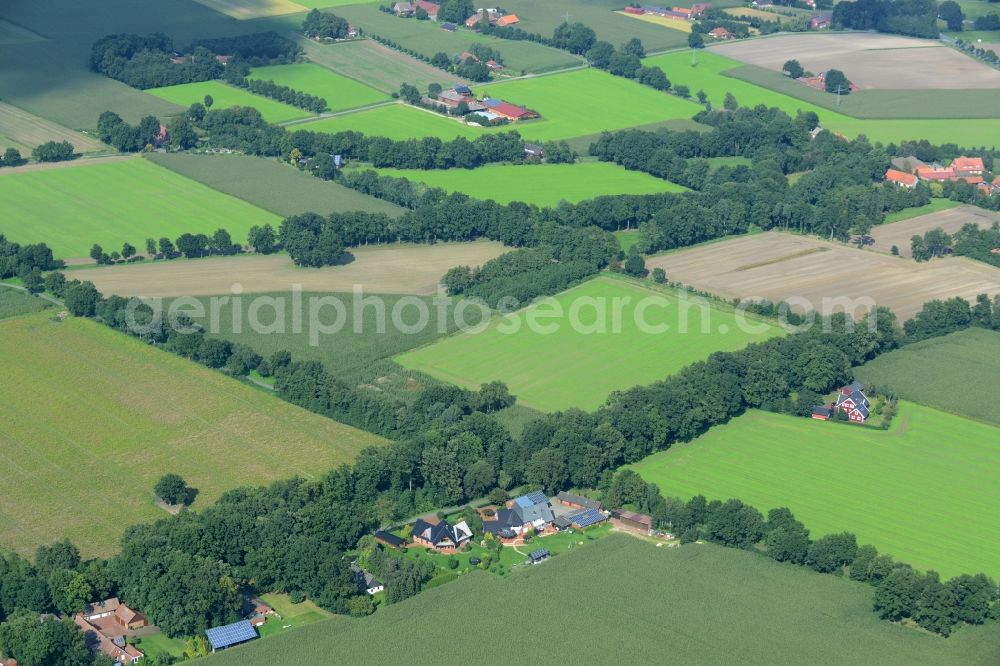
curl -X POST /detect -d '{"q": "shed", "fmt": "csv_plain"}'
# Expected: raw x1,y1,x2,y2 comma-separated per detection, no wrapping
528,548,550,564
374,530,405,548
556,491,602,511
611,510,653,531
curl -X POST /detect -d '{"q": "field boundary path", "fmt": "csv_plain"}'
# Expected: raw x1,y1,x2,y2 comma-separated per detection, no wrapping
279,99,397,126
0,153,129,175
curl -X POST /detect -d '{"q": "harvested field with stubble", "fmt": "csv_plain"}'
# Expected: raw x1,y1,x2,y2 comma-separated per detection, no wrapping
190,0,307,19
0,312,385,559
711,33,1000,89
648,232,1000,320
69,241,509,297
0,102,107,154
868,205,1000,258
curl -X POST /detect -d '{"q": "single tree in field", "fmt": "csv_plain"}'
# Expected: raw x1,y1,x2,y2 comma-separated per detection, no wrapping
203,94,214,109
687,32,704,49
696,90,707,104
2,147,22,166
938,0,964,31
89,244,104,262
121,242,136,260
145,238,156,256
723,92,738,111
652,267,667,283
824,69,851,94
154,473,193,506
782,59,804,78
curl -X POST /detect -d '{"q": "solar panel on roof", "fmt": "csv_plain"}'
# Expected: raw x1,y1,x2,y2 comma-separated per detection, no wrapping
569,508,607,528
205,620,257,650
523,490,548,505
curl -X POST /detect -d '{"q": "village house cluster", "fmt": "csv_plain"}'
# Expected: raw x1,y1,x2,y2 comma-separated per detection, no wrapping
885,155,998,195
423,84,539,123
623,3,712,22
391,1,519,30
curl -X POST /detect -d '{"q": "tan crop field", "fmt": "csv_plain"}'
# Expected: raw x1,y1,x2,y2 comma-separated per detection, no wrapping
190,0,307,19
711,33,1000,89
648,232,1000,320
869,205,1000,258
0,313,385,559
0,101,106,154
69,241,509,297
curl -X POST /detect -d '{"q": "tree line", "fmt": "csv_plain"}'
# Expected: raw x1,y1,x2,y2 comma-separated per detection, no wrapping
604,469,997,637
832,0,939,39
910,222,1000,268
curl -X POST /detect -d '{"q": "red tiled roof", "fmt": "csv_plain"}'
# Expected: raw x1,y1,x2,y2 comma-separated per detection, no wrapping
916,166,956,181
489,101,533,118
414,0,439,13
496,14,519,25
963,176,985,184
885,168,917,186
951,156,984,172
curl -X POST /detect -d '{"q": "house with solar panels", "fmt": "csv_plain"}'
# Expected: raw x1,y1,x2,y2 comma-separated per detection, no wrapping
205,620,258,652
483,490,555,540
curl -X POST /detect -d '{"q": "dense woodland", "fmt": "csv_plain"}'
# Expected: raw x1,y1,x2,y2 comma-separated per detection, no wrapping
832,0,940,38
90,32,299,89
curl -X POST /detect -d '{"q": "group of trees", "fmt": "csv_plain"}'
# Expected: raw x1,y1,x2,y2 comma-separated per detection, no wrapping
96,111,164,152
832,0,939,38
0,235,62,289
301,8,354,39
910,223,1000,267
238,76,327,113
584,37,672,92
87,228,240,266
903,293,1000,341
91,31,299,89
605,470,998,637
0,147,23,167
30,140,75,163
972,12,1000,30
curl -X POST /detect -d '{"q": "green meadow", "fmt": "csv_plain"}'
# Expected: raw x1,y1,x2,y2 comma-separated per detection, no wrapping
248,62,388,111
365,162,685,206
883,197,961,224
147,80,312,123
0,157,280,257
397,275,784,412
645,50,1000,147
855,328,1000,427
204,536,1000,665
299,69,705,142
631,403,1000,579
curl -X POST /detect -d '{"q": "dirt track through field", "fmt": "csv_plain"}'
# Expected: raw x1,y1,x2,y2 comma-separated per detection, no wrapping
69,242,509,297
869,205,1000,258
648,232,1000,320
711,33,1000,89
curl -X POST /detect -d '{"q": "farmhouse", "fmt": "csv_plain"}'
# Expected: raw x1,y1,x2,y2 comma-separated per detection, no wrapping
414,0,439,18
671,6,694,19
917,166,956,181
798,71,859,93
466,8,502,27
496,14,519,26
74,599,147,664
951,156,985,177
392,1,414,16
834,381,870,423
351,563,384,595
809,15,831,29
411,517,473,552
206,620,258,652
708,27,735,39
483,490,555,538
885,168,918,188
556,491,602,511
891,155,927,173
486,59,504,72
482,97,539,121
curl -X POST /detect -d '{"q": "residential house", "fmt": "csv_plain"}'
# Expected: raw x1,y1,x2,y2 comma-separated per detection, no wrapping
890,155,927,173
991,175,1000,193
708,27,734,39
496,14,519,26
691,2,711,16
214,55,231,65
884,168,918,188
809,15,831,29
486,59,504,71
351,563,384,595
798,71,858,93
610,509,654,532
951,156,985,177
465,8,501,26
671,6,694,19
458,50,480,63
834,381,870,423
483,491,555,538
347,23,358,38
411,518,473,552
374,529,405,548
555,491,602,511
73,613,145,664
453,84,473,96
414,0,439,18
523,142,544,159
392,1,414,16
917,166,957,181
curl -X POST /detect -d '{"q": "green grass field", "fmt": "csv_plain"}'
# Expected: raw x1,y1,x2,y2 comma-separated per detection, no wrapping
0,157,280,258
645,51,1000,147
147,80,313,123
631,403,1000,579
299,69,705,142
397,275,784,411
298,39,463,94
249,62,388,111
364,162,685,206
883,198,961,224
855,328,1000,427
0,312,385,558
0,288,48,320
256,592,337,640
332,4,581,73
202,536,1000,665
145,153,404,217
614,229,643,254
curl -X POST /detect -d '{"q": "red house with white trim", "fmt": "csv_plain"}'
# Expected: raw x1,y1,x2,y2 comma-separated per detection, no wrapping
834,382,870,422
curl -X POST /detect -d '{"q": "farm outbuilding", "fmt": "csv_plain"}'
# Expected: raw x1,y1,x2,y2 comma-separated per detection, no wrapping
206,620,258,652
611,510,654,532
